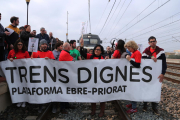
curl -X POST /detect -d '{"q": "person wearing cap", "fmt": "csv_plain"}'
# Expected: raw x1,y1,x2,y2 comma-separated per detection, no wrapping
20,25,35,48
69,40,81,60
32,39,55,59
0,13,10,61
31,39,54,113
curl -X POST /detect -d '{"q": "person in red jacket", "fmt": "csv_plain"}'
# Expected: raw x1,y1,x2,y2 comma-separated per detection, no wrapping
7,39,30,107
111,39,127,59
59,42,73,61
124,41,142,114
80,38,105,117
31,39,55,113
8,39,30,60
32,39,55,59
59,42,74,114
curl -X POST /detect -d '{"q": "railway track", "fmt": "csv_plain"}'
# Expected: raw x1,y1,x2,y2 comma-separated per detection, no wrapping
165,62,180,84
42,101,131,120
0,101,131,120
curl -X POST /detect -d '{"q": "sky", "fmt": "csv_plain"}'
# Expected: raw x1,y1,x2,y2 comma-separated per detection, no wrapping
0,0,180,52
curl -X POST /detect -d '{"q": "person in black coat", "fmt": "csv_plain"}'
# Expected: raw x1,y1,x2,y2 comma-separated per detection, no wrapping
0,13,10,61
20,25,35,48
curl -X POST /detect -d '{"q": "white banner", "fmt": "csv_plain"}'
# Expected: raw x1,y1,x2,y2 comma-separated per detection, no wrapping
138,44,143,53
0,59,162,103
28,37,39,52
80,22,87,35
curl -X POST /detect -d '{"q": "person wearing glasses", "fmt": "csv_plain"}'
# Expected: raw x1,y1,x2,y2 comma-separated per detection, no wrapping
141,36,167,115
124,41,142,114
7,39,30,107
79,38,105,117
7,39,30,61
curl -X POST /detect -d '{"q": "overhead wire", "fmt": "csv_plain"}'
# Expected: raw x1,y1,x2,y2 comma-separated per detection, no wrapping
100,0,122,35
105,0,126,38
94,1,109,32
125,12,180,38
108,0,132,37
130,23,180,42
129,18,180,40
99,0,117,35
115,0,171,37
112,0,156,37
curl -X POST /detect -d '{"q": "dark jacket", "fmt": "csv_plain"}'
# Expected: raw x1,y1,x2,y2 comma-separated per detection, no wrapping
20,31,35,48
49,36,56,51
0,23,5,46
142,46,167,75
5,24,20,46
104,51,112,58
36,33,50,43
80,47,104,59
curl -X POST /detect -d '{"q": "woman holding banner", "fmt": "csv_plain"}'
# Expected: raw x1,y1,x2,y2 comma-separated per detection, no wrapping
80,38,105,117
7,39,30,107
124,41,142,114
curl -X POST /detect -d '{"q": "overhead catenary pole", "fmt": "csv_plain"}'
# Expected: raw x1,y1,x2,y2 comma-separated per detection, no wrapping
88,0,91,33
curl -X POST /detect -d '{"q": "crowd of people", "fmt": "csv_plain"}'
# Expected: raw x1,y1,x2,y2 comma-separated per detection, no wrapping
0,14,167,117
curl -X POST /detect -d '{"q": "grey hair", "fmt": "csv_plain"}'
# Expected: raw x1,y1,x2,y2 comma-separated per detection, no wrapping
40,27,45,31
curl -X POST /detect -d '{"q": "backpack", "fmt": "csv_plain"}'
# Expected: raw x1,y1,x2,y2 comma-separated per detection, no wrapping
117,49,129,58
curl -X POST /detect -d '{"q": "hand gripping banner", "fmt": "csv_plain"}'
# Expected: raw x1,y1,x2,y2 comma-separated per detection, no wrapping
0,58,162,103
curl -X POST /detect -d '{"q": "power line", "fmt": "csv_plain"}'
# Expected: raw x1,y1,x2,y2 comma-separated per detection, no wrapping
113,0,156,37
100,0,122,35
105,0,126,38
125,12,180,38
129,22,180,42
115,0,171,37
129,18,180,39
140,31,180,44
99,0,117,35
95,1,109,32
132,25,180,42
108,0,132,37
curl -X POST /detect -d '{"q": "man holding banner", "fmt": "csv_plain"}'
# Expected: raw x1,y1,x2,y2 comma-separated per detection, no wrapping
32,39,54,59
142,36,167,115
59,42,74,114
31,39,55,113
